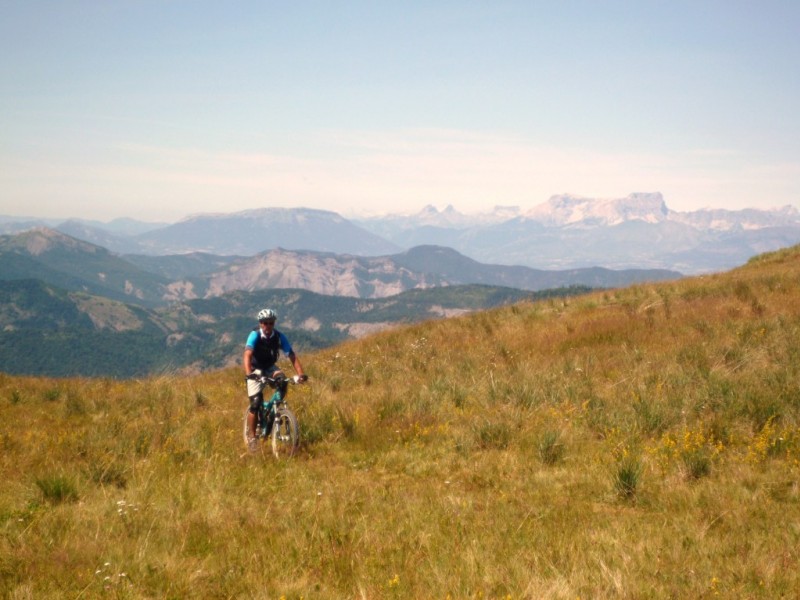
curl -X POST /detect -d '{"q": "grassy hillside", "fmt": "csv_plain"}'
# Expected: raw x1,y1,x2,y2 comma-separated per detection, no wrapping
2,247,800,597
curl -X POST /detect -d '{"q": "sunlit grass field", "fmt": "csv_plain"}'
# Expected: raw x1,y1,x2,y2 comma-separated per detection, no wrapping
2,246,800,598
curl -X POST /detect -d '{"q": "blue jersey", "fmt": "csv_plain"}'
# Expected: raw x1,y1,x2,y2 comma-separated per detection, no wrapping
245,329,293,369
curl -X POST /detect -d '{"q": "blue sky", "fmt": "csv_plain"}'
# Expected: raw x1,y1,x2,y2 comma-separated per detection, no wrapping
2,1,799,222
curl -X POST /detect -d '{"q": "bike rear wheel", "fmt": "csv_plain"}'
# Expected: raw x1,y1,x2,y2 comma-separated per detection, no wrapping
271,407,299,459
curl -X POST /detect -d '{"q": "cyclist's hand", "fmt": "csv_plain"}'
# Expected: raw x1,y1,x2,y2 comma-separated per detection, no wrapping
246,373,259,380
293,374,308,384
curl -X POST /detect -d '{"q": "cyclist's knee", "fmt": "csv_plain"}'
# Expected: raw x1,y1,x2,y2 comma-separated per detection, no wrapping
248,393,262,414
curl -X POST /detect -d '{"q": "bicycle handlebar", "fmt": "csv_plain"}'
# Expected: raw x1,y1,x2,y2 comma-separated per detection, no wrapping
245,373,308,385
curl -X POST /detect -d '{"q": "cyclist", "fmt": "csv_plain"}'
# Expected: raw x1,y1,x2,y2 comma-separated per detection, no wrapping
243,308,306,453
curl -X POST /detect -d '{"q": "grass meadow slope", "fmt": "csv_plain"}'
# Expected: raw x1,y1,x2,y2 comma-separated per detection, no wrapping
2,247,800,598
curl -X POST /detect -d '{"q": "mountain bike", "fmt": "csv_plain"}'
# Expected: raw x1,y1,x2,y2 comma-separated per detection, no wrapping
243,373,306,459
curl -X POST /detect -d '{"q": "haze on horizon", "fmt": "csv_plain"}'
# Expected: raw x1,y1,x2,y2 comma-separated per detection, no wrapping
2,1,799,223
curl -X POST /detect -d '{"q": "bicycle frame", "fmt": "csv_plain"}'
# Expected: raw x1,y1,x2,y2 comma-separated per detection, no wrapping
256,382,287,437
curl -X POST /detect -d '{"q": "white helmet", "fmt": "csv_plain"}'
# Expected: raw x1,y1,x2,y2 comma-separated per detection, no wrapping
257,308,277,322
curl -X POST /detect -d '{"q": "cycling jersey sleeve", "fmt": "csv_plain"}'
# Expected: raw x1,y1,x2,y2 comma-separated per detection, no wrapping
245,330,259,349
278,331,294,355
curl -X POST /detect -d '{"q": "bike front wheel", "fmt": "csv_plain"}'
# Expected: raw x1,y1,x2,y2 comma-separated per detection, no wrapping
271,407,299,459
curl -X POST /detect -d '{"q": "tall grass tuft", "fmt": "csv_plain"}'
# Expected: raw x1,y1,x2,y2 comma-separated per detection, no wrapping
682,448,712,480
614,454,643,500
335,406,360,440
475,419,511,449
9,388,22,404
537,429,565,465
35,474,79,503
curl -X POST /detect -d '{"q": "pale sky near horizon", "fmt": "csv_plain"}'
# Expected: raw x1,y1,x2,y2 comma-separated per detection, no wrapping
2,1,799,223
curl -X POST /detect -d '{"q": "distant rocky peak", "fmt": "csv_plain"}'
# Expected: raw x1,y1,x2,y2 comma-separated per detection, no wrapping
475,205,522,223
417,204,444,219
418,204,458,214
618,192,669,220
9,227,98,256
392,204,522,229
410,204,473,228
673,204,800,231
524,192,669,227
181,206,344,225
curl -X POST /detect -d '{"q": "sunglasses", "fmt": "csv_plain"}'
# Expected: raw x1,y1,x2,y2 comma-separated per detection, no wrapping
259,320,275,325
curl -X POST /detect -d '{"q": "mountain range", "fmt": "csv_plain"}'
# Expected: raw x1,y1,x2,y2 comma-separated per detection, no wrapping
3,191,799,377
0,228,679,305
354,193,800,273
0,224,677,376
3,193,798,274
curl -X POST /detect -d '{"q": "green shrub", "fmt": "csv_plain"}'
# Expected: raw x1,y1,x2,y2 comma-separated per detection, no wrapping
682,448,712,480
475,420,511,450
537,429,565,465
35,474,79,504
614,455,642,500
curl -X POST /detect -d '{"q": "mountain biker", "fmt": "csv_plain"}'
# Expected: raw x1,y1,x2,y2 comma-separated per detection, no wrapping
244,308,306,453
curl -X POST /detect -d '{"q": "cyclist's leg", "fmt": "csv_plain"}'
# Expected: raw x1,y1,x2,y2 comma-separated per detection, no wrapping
246,398,260,441
246,370,265,441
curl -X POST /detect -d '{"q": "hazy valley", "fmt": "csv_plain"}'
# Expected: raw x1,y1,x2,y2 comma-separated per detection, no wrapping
3,193,799,378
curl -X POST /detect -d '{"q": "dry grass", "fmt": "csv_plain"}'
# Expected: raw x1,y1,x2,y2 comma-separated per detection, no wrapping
2,246,800,598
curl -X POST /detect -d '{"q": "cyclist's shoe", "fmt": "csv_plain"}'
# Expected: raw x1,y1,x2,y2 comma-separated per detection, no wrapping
247,437,259,455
